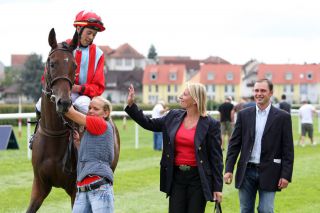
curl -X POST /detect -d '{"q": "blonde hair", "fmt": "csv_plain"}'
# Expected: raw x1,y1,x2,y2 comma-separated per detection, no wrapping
186,82,207,117
92,96,112,119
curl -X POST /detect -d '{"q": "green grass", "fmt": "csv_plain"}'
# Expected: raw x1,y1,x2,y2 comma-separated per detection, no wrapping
0,116,320,212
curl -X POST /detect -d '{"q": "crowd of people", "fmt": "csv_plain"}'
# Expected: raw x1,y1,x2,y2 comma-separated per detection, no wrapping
216,91,318,150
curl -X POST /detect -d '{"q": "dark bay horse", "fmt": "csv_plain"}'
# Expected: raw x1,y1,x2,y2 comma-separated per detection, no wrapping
27,28,120,213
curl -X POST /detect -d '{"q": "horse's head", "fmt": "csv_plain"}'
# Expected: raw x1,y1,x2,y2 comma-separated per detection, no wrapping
45,28,78,113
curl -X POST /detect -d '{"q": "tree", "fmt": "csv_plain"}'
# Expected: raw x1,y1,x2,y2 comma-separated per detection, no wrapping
19,54,44,101
1,67,21,87
147,44,157,60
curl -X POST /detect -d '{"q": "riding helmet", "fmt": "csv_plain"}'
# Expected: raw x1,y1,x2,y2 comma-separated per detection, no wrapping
73,10,105,32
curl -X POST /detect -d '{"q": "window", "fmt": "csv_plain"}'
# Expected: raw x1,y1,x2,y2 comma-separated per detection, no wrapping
226,72,233,81
168,95,177,103
206,84,215,93
307,72,313,80
169,72,177,80
285,72,293,80
283,84,294,93
207,72,214,80
300,84,308,95
265,72,272,80
155,85,158,92
135,59,141,67
116,59,122,66
125,58,132,66
148,85,152,92
148,95,157,104
167,85,171,92
150,72,158,80
225,85,234,93
174,85,178,92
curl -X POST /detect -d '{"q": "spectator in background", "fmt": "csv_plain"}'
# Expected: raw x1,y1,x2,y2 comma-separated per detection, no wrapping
243,96,255,108
279,94,291,114
218,97,234,150
299,100,317,146
231,98,246,125
228,95,238,107
151,100,169,150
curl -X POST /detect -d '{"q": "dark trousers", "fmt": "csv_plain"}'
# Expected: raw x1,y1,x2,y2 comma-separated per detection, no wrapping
169,167,206,213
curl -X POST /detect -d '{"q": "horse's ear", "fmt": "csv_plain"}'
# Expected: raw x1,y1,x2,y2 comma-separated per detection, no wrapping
48,28,58,49
68,30,79,51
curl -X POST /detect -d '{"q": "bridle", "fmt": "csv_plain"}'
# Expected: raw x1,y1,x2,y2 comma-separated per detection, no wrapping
43,42,75,102
39,42,76,137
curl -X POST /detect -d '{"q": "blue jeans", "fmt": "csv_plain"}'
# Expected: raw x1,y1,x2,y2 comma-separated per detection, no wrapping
72,183,114,213
153,132,163,150
239,167,275,213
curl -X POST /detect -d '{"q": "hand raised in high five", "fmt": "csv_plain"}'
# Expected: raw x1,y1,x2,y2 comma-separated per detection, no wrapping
127,84,135,107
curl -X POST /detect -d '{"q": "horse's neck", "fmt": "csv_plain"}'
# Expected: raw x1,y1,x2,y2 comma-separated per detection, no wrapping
40,96,66,131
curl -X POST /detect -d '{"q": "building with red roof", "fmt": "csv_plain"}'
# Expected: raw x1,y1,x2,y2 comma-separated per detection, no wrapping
257,64,320,103
105,43,146,71
11,54,30,70
190,64,242,102
142,64,187,104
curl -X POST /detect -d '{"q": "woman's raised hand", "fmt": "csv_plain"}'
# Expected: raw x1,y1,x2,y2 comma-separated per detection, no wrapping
127,84,135,107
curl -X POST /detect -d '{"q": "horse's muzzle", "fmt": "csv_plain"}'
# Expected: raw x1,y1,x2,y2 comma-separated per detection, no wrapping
56,98,72,113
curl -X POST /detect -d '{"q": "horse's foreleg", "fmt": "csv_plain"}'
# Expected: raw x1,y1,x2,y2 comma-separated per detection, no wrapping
65,186,77,209
26,177,52,213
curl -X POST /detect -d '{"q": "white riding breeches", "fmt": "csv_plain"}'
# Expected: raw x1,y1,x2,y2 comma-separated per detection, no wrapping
36,93,90,114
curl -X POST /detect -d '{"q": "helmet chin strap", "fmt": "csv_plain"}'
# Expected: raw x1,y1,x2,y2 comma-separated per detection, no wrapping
76,27,84,49
77,27,92,48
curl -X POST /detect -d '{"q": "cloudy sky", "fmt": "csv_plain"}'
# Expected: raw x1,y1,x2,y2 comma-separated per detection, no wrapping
0,0,319,66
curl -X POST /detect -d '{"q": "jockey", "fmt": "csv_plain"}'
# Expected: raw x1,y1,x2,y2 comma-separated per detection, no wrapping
35,10,106,114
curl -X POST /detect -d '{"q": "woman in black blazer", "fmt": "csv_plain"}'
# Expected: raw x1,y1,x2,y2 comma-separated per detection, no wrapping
125,83,223,213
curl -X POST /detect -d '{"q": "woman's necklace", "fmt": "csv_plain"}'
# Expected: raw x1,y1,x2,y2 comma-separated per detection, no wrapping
183,117,199,129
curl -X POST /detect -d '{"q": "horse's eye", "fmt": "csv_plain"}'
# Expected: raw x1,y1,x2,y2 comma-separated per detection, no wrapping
50,62,54,68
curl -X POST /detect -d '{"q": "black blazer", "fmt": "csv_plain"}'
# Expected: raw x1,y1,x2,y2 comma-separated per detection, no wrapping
225,105,294,191
125,103,223,201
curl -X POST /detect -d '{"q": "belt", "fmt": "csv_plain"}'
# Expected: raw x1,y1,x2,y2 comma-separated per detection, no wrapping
175,165,197,172
247,162,260,169
77,178,111,192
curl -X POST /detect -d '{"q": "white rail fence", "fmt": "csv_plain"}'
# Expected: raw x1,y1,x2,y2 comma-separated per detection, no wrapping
0,109,318,159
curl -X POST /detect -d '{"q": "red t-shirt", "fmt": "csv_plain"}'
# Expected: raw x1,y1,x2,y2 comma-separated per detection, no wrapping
174,123,197,166
86,116,107,135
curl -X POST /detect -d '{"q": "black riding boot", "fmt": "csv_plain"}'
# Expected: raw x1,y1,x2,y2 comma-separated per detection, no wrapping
29,109,41,150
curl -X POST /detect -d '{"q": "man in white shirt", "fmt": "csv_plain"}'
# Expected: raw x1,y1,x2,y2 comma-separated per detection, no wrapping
224,79,294,213
299,100,317,146
152,100,168,150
